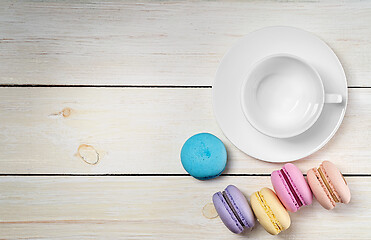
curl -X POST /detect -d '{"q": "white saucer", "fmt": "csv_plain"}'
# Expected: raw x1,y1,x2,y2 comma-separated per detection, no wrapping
213,26,347,162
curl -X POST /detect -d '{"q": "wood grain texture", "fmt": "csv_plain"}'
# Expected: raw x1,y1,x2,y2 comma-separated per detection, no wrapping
0,88,370,174
0,176,369,239
1,1,370,239
0,0,370,86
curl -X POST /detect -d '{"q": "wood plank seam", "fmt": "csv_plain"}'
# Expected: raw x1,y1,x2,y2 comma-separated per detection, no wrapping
0,174,369,177
0,84,369,88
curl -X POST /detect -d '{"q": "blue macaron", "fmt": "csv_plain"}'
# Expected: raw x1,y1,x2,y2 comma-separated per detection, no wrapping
180,133,227,180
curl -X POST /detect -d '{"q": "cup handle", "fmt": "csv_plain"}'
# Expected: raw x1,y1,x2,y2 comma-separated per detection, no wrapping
325,94,342,104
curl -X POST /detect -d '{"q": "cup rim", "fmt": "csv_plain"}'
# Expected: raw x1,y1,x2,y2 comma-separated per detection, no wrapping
240,53,326,138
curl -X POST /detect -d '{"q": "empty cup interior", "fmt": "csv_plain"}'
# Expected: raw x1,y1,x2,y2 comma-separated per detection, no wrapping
241,55,324,138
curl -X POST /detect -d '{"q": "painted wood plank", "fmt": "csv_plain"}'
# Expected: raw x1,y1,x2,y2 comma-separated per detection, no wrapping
0,88,370,174
0,0,370,86
0,176,369,239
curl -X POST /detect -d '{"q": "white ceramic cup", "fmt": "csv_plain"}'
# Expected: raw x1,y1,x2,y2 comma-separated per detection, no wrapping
240,54,342,138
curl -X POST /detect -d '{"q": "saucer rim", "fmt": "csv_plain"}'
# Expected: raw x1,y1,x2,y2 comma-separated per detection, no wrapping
212,26,348,162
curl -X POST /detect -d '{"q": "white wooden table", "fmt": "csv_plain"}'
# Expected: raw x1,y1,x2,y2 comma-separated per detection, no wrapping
0,1,370,239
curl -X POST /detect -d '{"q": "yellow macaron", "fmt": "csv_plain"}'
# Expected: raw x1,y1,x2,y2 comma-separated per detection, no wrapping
250,187,291,235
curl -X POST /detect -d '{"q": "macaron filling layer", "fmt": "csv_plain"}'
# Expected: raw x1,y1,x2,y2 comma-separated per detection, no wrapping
318,166,340,203
312,165,342,208
214,192,244,233
341,174,348,185
279,169,304,208
255,191,282,233
222,191,246,227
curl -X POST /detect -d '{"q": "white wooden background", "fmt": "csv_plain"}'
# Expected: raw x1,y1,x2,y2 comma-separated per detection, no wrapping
0,0,370,239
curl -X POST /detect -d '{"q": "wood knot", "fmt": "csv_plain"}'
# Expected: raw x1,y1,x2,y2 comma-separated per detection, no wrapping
61,107,71,117
77,144,100,165
49,107,72,118
202,203,218,219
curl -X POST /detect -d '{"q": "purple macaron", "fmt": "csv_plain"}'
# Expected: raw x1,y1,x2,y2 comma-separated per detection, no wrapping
212,185,255,234
271,163,313,212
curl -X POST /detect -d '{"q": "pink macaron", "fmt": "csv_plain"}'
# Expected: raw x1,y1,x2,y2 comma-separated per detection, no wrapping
271,163,312,212
307,161,351,210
